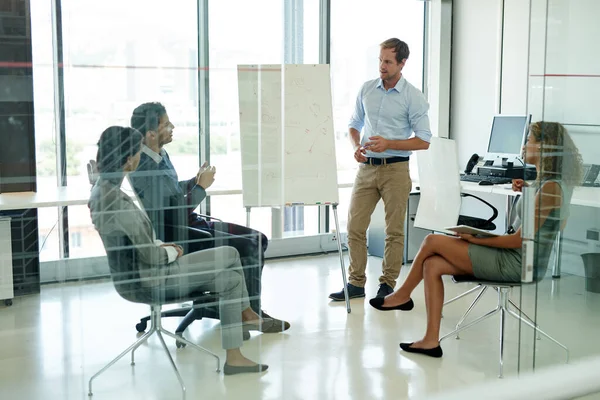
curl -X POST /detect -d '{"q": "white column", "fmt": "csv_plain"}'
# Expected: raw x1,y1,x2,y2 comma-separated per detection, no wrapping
425,0,453,139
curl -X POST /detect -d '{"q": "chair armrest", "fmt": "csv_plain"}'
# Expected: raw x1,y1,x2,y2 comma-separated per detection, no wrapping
460,193,499,224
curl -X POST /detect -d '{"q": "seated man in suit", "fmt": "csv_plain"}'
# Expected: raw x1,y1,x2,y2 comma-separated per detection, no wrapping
128,102,290,334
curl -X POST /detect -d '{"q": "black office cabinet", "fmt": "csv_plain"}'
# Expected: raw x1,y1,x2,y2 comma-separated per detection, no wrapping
0,0,37,194
0,0,40,296
0,209,40,296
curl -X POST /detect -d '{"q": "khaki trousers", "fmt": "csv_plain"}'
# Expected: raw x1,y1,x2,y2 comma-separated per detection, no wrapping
347,161,412,288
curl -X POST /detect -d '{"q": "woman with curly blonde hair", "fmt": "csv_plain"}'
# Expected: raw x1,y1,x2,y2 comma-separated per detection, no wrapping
369,121,582,358
528,121,583,187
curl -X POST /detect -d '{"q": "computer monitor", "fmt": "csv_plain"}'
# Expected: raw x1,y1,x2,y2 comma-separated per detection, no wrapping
486,114,531,162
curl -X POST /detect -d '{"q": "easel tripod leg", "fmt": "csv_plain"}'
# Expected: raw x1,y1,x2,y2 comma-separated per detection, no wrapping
333,204,351,313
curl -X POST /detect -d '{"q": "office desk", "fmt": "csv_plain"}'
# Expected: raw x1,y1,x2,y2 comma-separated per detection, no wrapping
0,187,89,211
491,184,600,208
0,185,245,304
0,186,242,211
455,183,600,227
0,187,95,304
448,181,600,208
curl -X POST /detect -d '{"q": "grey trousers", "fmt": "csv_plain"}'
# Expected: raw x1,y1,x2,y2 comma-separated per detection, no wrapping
164,246,250,350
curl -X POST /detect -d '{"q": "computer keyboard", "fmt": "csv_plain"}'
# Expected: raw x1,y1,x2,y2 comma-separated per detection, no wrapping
460,174,513,185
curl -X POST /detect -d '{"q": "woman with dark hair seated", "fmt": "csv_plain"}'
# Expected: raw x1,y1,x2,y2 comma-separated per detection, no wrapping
88,126,268,375
370,121,583,358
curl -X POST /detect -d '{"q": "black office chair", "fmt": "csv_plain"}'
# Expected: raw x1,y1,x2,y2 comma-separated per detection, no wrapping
87,160,236,346
413,137,499,233
410,192,498,237
88,234,220,398
457,192,498,231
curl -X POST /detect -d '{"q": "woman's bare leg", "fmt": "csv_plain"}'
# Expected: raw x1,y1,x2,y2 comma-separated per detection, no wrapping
225,306,267,367
241,307,262,323
409,254,474,349
226,347,258,367
383,234,472,307
382,234,436,306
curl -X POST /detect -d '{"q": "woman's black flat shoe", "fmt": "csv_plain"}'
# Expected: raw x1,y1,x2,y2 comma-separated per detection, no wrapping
369,297,414,311
399,342,443,358
223,363,269,375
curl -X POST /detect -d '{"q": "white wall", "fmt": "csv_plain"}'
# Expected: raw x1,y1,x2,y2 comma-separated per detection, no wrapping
426,0,453,139
450,0,534,167
450,0,507,234
450,0,504,168
500,0,530,114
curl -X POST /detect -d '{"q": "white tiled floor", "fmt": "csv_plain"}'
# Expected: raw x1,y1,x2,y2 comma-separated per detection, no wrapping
0,254,599,399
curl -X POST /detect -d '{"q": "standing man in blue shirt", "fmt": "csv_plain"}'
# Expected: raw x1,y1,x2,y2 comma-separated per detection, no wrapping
330,38,432,302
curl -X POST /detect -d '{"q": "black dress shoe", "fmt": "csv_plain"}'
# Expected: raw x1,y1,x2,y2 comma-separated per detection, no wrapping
399,342,443,358
329,283,365,301
375,283,394,298
369,297,414,311
223,363,269,375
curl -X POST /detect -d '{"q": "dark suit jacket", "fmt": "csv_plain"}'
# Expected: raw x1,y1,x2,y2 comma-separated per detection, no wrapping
129,146,206,241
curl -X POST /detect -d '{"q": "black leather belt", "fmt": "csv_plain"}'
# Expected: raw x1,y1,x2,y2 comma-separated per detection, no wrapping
364,156,409,166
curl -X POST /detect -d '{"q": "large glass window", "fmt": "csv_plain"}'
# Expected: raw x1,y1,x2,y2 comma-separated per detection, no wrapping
209,0,320,237
57,0,201,258
330,0,425,187
208,0,284,193
31,0,60,261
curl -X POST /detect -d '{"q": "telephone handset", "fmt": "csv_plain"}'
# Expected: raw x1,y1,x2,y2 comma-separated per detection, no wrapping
464,153,484,174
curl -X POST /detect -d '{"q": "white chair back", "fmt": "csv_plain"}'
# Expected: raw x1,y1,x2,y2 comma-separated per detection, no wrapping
413,137,462,232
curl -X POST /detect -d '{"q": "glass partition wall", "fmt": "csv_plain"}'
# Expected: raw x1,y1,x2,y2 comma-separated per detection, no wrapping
518,0,600,377
1,1,433,398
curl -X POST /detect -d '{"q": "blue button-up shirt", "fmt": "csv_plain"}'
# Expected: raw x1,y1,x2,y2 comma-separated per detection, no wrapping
348,76,432,158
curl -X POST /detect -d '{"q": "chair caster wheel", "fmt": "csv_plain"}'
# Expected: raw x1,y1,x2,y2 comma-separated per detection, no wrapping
135,321,147,332
175,333,187,348
4,299,12,306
